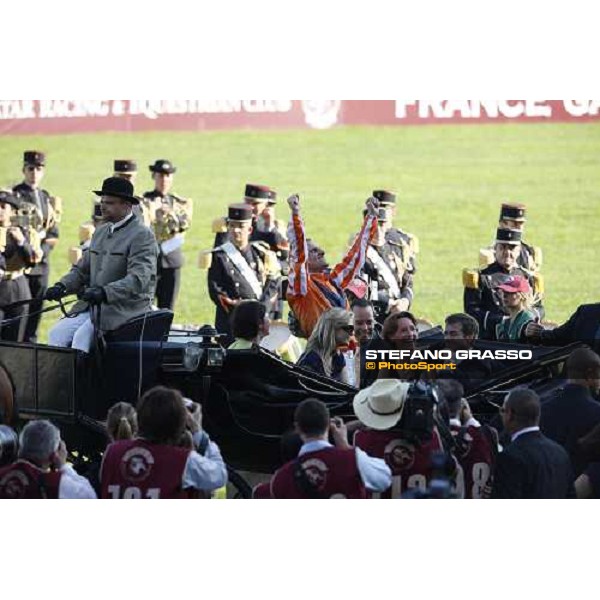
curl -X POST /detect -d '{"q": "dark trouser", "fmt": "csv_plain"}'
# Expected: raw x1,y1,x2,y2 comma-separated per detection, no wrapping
156,264,181,311
0,277,32,342
24,264,49,343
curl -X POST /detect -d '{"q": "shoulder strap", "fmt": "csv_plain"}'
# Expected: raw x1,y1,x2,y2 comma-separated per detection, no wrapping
221,242,263,298
367,246,400,296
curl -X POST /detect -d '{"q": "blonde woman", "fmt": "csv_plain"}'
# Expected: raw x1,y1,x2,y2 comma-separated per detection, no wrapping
496,276,537,342
297,308,354,383
106,402,138,441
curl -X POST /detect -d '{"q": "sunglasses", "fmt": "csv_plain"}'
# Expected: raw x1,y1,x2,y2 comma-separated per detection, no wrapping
338,325,354,333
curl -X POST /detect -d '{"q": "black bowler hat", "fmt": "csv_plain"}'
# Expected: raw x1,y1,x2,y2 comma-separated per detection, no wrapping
23,150,45,166
93,177,140,204
499,203,527,222
244,183,276,203
149,159,177,174
114,159,138,174
495,228,522,245
228,203,253,222
0,190,20,209
372,190,396,205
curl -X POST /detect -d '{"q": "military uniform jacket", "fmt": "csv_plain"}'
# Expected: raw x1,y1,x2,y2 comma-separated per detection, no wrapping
2,227,37,274
362,241,414,316
142,191,192,269
385,227,418,274
12,182,59,274
464,262,543,340
60,214,158,332
208,242,280,304
207,242,280,333
0,228,37,305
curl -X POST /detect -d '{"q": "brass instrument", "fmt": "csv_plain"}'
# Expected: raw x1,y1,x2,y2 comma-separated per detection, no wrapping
153,204,180,243
10,204,43,232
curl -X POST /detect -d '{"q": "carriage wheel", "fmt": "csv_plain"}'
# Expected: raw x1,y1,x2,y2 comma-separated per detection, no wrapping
0,364,15,426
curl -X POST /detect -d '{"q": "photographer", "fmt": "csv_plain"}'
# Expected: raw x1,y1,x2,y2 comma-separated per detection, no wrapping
100,386,227,499
436,379,498,499
266,398,391,499
0,420,96,499
0,191,42,342
352,379,462,498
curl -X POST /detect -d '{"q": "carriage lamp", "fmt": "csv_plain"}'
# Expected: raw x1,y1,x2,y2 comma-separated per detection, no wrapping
206,347,226,368
183,342,203,371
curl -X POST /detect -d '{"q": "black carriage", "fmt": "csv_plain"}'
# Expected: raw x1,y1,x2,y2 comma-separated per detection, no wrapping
0,309,580,496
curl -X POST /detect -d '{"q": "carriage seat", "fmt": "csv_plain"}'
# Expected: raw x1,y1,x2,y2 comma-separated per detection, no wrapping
103,309,174,344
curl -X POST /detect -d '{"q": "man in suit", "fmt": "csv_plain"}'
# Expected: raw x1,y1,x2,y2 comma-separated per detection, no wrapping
539,347,600,475
12,150,61,343
491,388,574,499
525,303,600,354
45,177,158,353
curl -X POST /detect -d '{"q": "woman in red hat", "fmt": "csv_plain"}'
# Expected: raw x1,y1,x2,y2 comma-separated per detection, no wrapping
496,275,538,342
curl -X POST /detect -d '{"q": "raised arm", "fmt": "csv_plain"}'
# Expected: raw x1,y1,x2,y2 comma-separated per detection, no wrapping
286,194,309,297
330,197,378,289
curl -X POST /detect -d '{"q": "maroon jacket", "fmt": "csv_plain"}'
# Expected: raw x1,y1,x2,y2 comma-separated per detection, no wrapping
100,439,190,499
354,429,443,498
450,423,497,499
270,447,367,499
0,461,62,499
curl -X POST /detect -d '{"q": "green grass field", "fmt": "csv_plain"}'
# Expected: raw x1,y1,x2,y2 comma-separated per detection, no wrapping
0,122,599,342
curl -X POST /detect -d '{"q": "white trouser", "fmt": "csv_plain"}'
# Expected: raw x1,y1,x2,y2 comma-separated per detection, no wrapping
48,311,95,353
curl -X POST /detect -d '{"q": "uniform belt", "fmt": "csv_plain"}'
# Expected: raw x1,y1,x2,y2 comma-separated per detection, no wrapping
4,270,24,281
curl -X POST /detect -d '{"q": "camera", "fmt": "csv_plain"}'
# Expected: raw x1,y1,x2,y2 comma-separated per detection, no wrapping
397,380,437,443
0,425,18,467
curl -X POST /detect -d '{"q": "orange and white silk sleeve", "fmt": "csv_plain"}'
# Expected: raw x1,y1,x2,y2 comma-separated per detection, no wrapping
330,214,377,289
287,212,309,297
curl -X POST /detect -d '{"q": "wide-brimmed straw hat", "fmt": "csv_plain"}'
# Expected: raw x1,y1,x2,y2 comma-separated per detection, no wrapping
353,379,411,430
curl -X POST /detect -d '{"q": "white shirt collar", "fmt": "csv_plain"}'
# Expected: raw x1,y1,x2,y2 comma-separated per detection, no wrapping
109,212,134,234
511,426,540,442
299,440,332,456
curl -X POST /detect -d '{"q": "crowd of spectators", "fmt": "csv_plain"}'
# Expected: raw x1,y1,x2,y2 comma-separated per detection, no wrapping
2,295,599,500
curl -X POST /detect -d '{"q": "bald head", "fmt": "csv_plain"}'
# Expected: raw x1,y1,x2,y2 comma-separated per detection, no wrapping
503,388,540,431
566,348,600,393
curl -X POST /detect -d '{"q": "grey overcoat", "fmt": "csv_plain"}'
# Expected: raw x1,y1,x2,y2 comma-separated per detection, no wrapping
60,215,158,332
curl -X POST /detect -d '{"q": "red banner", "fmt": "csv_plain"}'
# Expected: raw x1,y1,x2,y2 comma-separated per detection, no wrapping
1,100,599,135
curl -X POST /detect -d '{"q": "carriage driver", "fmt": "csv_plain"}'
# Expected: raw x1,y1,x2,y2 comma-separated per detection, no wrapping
45,177,158,353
